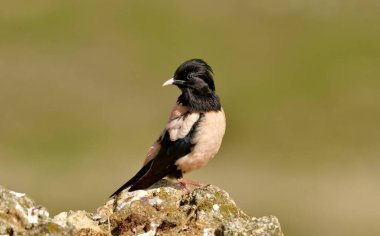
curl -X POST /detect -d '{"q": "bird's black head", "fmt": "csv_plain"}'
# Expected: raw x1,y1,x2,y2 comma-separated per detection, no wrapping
163,59,221,112
172,59,215,92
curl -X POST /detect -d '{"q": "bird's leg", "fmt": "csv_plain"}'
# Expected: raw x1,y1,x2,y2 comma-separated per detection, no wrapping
179,181,190,191
177,178,206,188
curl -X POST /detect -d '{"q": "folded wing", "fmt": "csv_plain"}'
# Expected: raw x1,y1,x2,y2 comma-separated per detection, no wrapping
110,103,201,196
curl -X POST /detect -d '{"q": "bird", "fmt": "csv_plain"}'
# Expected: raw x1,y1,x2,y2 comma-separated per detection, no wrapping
110,59,226,197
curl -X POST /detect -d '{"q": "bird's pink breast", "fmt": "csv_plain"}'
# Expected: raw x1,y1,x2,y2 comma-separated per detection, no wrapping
175,109,226,173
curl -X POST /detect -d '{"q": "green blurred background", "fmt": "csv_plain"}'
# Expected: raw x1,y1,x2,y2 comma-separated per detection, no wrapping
1,1,379,235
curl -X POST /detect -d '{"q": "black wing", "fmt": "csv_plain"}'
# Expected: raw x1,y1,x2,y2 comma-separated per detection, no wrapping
110,114,203,196
128,130,193,191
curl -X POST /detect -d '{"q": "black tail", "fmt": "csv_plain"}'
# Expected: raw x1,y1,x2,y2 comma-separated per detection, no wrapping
127,165,168,192
110,160,153,197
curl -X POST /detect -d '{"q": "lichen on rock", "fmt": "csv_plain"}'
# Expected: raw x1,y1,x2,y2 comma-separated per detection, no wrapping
0,181,283,235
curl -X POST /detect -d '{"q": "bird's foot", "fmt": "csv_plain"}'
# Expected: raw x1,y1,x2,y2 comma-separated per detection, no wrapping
177,178,207,191
179,182,190,191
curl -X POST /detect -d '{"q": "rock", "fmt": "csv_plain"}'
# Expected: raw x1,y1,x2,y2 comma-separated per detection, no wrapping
53,211,105,236
0,185,72,235
0,181,283,235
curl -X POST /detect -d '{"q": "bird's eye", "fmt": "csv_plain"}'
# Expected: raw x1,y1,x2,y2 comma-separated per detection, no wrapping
187,73,193,80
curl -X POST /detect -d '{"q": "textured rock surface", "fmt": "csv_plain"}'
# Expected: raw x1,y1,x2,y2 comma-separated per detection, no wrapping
0,185,72,235
0,181,283,235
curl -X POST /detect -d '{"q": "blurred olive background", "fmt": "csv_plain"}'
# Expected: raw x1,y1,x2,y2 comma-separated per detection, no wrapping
1,1,380,235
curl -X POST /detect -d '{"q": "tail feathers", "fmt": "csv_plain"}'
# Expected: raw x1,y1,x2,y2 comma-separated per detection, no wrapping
128,168,167,192
110,160,153,197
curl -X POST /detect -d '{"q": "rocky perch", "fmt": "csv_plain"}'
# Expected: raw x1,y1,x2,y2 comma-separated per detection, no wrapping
0,180,283,235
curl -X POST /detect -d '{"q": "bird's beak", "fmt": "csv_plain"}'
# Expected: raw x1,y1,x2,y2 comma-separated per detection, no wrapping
162,78,175,87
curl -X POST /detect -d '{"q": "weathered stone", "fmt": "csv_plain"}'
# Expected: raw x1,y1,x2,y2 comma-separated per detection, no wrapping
0,181,283,235
0,185,71,235
53,211,106,236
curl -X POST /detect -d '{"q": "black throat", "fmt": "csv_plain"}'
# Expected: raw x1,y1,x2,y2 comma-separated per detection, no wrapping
177,88,221,112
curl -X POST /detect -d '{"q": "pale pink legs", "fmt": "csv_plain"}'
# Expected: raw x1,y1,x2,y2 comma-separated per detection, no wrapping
177,178,206,191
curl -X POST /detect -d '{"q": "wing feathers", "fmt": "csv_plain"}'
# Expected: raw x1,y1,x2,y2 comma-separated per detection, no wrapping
128,130,194,191
111,103,203,195
167,113,200,141
143,129,165,165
